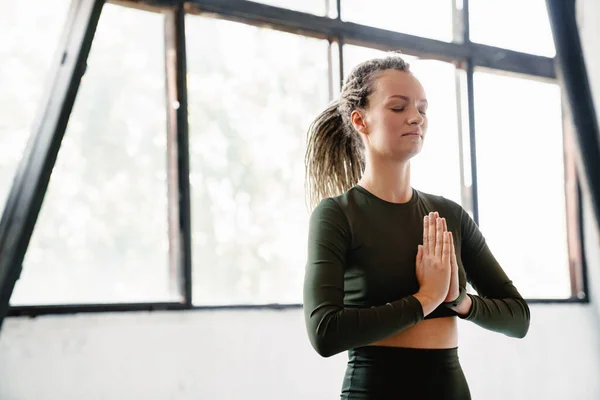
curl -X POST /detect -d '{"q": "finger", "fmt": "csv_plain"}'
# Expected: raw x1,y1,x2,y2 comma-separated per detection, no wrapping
423,215,429,254
428,212,436,255
442,232,452,265
416,244,423,266
442,217,447,233
450,232,458,267
435,215,444,258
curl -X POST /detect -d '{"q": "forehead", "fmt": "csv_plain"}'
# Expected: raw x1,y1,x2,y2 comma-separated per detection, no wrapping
371,69,426,100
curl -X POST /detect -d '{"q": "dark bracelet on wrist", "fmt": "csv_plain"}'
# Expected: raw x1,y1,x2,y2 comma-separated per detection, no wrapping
442,287,467,308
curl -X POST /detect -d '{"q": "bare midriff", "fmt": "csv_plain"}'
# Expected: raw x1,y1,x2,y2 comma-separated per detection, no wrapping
368,317,458,349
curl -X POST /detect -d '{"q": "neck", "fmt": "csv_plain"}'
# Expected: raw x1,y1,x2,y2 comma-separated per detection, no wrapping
358,157,413,203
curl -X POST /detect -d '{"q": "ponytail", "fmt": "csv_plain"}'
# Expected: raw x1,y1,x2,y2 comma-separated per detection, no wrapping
304,100,364,210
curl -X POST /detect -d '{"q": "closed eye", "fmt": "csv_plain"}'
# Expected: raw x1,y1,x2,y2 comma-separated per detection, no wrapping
391,107,427,115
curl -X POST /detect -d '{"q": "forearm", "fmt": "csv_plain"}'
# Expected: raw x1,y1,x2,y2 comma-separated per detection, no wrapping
457,294,530,338
304,295,424,357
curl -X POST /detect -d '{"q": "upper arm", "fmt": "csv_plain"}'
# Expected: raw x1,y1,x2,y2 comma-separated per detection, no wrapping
303,198,350,327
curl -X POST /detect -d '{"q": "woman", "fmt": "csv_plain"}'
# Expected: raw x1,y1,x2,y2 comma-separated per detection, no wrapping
303,54,530,399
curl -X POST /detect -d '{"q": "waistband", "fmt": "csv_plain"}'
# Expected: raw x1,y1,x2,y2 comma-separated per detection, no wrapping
349,346,459,366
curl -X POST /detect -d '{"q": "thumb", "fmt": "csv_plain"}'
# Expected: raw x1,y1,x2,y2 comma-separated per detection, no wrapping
416,245,423,262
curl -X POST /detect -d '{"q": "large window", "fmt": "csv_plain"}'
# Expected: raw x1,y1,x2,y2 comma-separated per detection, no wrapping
473,71,569,298
185,16,330,305
9,4,172,305
3,0,581,311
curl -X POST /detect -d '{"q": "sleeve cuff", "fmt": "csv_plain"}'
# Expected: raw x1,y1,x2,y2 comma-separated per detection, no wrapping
459,294,477,320
408,294,425,322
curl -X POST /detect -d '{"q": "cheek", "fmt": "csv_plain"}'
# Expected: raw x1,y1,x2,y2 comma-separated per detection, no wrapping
378,112,403,133
367,111,405,142
367,111,391,136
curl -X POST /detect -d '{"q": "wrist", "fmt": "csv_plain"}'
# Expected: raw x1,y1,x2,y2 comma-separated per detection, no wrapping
450,293,472,317
442,287,467,308
413,291,443,316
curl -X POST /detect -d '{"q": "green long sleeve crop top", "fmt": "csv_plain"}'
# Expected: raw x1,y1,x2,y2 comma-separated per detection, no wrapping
303,185,530,357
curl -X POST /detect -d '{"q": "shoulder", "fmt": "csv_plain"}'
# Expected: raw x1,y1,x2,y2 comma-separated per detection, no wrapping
308,193,354,245
309,186,369,230
312,194,344,216
311,187,362,216
310,193,351,230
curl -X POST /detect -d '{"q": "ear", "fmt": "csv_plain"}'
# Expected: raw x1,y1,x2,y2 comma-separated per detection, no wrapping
350,109,368,135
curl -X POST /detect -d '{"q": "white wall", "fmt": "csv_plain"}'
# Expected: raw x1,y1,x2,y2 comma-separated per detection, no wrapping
0,303,599,400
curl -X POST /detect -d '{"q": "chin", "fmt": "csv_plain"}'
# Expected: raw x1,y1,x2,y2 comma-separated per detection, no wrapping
392,144,423,161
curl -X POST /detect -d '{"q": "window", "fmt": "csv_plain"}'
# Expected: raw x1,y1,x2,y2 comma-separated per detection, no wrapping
343,45,463,205
473,70,569,298
469,0,556,57
10,4,172,305
4,1,577,311
341,0,454,42
185,16,331,305
0,0,71,210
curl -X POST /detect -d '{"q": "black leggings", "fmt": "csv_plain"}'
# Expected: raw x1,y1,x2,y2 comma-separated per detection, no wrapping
341,346,471,400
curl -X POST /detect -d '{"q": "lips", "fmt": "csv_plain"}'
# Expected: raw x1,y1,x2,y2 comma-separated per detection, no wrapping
402,131,420,136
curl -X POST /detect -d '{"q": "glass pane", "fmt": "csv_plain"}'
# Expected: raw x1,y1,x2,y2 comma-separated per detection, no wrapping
469,0,555,57
10,4,172,305
343,45,463,205
0,0,70,211
186,17,330,305
342,0,454,42
474,71,569,298
253,0,335,17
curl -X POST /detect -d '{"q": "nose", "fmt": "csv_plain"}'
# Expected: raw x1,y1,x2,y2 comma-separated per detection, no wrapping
408,109,424,126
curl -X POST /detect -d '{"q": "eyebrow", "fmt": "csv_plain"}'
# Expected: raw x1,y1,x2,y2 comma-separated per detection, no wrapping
388,95,428,103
